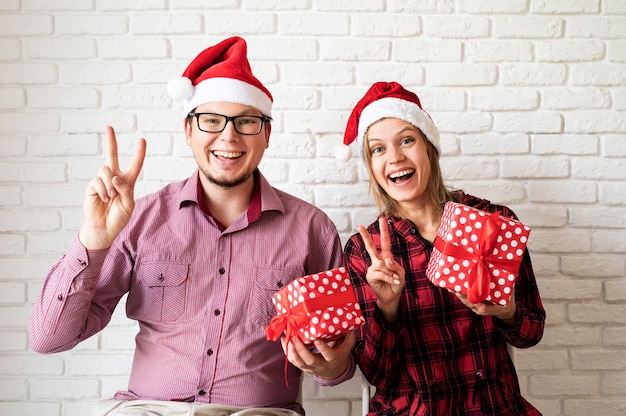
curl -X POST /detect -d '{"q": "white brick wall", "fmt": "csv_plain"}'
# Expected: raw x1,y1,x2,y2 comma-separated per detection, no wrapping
1,2,624,415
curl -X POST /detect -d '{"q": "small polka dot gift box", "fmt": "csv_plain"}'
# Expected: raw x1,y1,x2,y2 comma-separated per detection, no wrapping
426,202,531,306
265,267,364,346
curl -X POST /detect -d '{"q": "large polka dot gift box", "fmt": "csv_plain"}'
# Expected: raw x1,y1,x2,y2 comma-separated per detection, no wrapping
426,202,531,306
265,267,364,346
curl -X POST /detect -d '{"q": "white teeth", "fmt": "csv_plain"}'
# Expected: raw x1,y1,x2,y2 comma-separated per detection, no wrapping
389,169,414,179
213,150,243,158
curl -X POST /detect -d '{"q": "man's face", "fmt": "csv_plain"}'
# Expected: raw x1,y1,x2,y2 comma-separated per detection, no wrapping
185,102,271,189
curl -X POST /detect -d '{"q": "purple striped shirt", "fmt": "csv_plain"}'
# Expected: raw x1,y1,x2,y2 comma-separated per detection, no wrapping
29,169,344,412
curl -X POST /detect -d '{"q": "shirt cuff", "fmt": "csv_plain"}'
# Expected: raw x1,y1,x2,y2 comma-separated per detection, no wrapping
493,301,522,331
64,236,109,278
373,304,403,332
312,353,356,387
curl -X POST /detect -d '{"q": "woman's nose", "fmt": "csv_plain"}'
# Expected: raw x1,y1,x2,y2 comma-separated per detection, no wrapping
387,146,404,163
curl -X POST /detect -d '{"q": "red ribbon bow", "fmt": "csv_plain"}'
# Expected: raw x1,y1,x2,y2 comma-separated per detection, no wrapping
266,286,358,386
434,210,516,304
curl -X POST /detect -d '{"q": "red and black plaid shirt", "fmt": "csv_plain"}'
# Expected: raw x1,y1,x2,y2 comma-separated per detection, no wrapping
345,193,545,416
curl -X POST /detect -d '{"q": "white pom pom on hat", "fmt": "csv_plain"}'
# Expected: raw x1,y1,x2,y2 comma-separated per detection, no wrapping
337,81,440,161
167,77,194,101
167,36,273,118
334,143,353,163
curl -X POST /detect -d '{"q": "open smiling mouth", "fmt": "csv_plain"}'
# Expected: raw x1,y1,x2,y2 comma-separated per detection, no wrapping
388,169,415,183
211,150,244,159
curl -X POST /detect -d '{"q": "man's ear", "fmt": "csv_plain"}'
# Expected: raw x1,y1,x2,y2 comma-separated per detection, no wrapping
184,118,193,145
264,122,271,148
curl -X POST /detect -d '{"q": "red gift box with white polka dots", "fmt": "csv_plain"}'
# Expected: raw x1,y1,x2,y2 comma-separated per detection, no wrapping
426,202,531,306
266,267,365,345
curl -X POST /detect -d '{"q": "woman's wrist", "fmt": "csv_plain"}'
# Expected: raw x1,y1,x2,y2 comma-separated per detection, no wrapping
377,298,400,322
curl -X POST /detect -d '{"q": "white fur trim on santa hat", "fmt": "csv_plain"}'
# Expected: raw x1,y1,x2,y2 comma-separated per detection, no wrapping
356,97,440,154
183,77,273,118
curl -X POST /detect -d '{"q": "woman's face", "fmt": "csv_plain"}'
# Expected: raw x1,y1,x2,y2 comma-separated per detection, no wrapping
366,118,432,207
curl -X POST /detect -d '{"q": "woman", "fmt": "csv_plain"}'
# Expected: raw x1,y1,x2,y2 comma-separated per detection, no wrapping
342,82,545,415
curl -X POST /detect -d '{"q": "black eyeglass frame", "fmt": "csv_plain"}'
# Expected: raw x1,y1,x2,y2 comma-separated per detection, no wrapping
187,112,272,135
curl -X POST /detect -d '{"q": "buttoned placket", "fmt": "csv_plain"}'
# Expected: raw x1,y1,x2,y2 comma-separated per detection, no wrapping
197,232,231,401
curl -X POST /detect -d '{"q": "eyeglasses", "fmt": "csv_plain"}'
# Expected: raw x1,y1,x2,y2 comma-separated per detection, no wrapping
188,112,272,135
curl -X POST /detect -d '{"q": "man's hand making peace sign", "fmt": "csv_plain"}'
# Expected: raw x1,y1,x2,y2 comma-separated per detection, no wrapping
79,126,146,251
356,216,405,323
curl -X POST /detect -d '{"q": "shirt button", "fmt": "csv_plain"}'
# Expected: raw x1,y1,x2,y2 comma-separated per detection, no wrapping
476,371,482,378
57,294,63,301
214,309,220,316
198,390,206,396
158,274,164,282
218,267,225,274
207,349,213,356
410,228,416,234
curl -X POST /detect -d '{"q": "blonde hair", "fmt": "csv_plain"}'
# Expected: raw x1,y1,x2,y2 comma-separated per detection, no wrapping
363,124,460,218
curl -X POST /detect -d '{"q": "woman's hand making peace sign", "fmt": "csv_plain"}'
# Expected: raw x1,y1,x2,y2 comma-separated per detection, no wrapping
356,217,405,323
79,126,146,251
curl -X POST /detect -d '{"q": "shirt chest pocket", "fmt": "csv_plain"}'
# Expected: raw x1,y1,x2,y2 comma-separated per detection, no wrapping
128,260,190,323
248,266,303,327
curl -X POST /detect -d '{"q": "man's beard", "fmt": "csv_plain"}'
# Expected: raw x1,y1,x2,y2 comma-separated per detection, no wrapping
201,168,253,189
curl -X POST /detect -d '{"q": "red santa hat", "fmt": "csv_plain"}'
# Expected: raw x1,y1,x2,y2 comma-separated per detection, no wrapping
167,36,273,118
337,81,440,162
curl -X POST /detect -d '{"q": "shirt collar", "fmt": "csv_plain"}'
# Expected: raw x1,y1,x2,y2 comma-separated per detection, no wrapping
179,169,284,227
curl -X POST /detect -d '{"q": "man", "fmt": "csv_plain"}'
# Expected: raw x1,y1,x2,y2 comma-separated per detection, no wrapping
29,36,354,416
